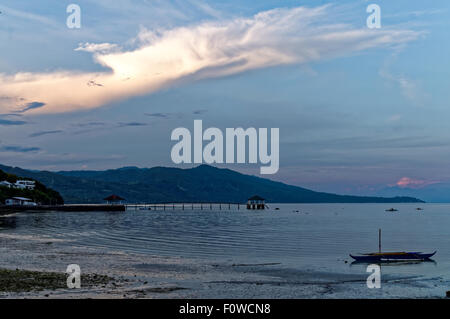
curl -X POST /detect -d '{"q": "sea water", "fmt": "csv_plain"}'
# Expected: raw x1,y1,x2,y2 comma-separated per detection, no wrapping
1,203,450,297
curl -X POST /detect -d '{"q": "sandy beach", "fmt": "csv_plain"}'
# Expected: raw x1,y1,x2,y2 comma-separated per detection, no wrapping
0,225,447,299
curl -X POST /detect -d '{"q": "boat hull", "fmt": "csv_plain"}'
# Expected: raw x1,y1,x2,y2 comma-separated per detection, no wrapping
349,251,436,262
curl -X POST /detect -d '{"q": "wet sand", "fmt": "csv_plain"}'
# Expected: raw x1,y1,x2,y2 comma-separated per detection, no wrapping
0,231,447,298
0,268,113,293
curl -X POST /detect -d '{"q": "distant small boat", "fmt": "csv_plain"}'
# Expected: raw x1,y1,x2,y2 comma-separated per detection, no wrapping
385,208,398,212
416,207,424,211
349,229,436,262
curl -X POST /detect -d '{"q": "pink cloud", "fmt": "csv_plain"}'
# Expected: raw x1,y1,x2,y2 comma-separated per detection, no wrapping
394,177,440,189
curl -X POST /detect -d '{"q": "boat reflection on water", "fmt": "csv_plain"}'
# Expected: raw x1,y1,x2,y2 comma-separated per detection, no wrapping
350,258,437,267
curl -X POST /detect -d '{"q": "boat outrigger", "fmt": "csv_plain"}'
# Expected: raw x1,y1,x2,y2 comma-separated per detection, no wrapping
349,229,436,262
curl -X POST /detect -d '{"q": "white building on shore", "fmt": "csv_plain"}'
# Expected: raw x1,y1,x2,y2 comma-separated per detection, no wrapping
5,197,37,206
0,180,36,190
14,180,36,190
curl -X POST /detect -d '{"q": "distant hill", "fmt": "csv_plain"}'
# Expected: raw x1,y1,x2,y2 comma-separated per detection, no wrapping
0,169,64,205
0,164,423,204
376,183,450,203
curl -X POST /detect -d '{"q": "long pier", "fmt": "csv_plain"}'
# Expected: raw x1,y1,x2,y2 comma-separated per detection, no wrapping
0,202,258,215
0,204,125,215
126,202,244,211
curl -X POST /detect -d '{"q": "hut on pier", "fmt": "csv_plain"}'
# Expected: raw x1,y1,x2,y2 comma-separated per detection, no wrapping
247,195,266,210
104,194,125,205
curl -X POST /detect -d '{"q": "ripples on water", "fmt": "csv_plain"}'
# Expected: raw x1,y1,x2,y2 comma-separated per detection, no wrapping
1,203,450,278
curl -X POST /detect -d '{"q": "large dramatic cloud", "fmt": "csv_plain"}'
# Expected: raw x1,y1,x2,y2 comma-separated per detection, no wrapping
0,5,420,114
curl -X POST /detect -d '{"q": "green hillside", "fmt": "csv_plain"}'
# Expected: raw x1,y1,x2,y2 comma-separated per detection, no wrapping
0,169,64,205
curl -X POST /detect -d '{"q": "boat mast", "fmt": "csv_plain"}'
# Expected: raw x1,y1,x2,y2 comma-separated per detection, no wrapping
379,228,381,253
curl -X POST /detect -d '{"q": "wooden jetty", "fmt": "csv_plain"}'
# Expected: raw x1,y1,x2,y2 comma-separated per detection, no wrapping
126,195,268,211
126,202,243,211
0,198,268,215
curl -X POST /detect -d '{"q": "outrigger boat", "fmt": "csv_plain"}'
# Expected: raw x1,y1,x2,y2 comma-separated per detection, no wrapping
349,229,436,262
350,251,436,262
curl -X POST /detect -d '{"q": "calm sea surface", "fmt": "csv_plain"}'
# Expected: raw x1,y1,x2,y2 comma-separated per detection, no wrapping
1,203,450,281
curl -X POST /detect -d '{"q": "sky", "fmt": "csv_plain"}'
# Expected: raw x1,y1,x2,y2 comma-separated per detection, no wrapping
0,0,450,200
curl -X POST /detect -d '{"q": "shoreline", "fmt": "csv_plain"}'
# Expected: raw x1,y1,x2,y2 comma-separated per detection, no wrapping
0,204,125,215
0,235,446,299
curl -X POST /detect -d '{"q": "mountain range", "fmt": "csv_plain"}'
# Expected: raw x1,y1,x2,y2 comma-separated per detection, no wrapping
0,164,423,204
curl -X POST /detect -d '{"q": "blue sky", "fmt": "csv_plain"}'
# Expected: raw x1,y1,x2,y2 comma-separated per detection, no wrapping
0,0,449,199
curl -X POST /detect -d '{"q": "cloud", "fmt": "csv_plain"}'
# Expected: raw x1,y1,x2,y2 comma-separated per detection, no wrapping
0,95,25,103
15,101,46,113
386,114,402,122
379,48,426,105
0,118,27,126
75,42,120,54
73,122,106,128
0,113,23,117
0,4,59,29
394,177,440,189
144,112,186,119
71,122,109,135
0,151,126,170
0,145,40,153
380,68,421,103
87,80,104,87
117,122,148,127
69,121,147,134
145,112,171,119
186,0,223,19
0,5,421,114
29,130,63,138
385,8,446,19
193,109,208,115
